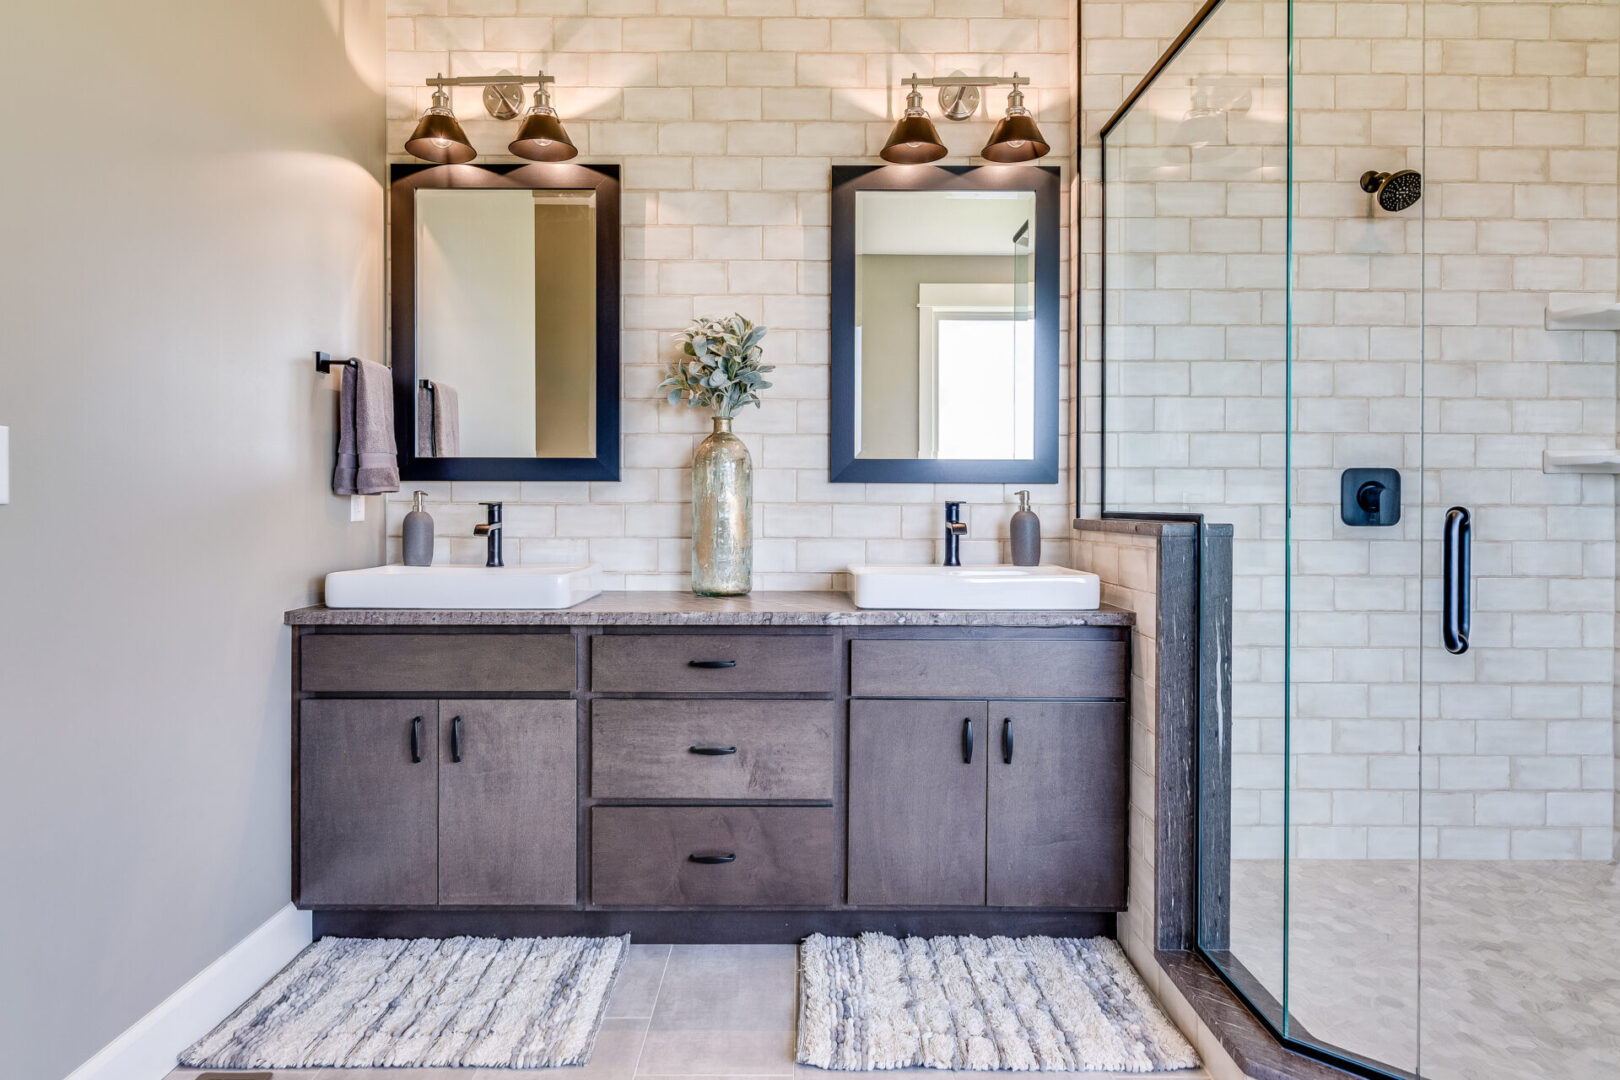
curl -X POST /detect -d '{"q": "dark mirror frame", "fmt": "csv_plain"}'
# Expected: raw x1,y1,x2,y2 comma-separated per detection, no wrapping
390,162,621,482
829,164,1061,484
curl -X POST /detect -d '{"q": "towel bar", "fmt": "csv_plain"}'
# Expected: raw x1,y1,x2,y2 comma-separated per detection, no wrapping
420,379,435,392
314,351,359,374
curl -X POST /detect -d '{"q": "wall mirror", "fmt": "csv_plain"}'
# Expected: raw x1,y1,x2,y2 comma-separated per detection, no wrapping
390,163,620,481
830,165,1059,484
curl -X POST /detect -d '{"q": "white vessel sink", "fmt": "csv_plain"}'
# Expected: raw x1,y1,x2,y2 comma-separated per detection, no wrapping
324,564,602,610
847,564,1102,611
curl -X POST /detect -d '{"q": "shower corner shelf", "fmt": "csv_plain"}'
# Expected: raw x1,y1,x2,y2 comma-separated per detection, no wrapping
1544,303,1620,331
1544,448,1620,474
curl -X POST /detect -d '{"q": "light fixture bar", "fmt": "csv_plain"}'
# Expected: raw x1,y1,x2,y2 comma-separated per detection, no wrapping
902,74,1029,89
426,72,556,89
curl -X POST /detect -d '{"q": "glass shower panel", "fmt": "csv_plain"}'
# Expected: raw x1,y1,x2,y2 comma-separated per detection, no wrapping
1099,0,1291,1035
1279,0,1427,1071
1412,3,1620,1079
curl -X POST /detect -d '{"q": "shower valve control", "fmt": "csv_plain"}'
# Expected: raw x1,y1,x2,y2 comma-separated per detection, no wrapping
1341,468,1401,527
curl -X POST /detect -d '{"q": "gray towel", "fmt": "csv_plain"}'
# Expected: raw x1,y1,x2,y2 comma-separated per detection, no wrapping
333,358,399,495
416,385,433,458
431,381,460,456
417,381,460,457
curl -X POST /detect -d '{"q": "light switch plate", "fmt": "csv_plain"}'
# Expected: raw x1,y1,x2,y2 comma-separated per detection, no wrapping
0,426,9,504
350,494,365,521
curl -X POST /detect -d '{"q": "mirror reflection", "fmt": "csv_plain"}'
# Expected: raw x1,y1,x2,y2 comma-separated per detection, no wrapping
414,187,597,459
853,189,1036,461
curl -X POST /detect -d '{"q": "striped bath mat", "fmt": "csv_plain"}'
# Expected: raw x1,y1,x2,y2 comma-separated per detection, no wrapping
181,934,628,1069
797,934,1199,1072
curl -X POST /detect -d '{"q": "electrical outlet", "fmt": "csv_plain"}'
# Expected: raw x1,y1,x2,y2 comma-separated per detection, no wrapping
350,494,365,522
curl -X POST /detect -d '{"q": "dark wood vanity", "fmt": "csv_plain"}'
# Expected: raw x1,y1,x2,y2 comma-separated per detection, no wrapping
287,593,1133,942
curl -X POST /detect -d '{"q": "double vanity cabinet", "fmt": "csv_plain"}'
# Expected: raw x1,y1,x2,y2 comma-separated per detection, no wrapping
287,593,1133,941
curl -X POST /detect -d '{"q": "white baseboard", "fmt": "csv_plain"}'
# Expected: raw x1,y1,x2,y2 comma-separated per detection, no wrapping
65,903,311,1080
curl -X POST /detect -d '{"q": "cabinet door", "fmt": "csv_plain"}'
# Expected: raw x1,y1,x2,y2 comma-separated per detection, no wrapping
438,700,578,905
987,701,1127,908
299,699,438,906
848,700,988,906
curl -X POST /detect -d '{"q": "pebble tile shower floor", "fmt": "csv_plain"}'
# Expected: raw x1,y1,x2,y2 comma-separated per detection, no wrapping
164,945,1208,1080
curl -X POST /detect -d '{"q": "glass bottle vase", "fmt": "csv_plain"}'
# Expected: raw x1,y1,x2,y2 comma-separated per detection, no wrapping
691,416,753,596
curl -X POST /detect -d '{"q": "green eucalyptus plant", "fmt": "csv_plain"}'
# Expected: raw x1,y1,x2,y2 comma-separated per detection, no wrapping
661,314,773,419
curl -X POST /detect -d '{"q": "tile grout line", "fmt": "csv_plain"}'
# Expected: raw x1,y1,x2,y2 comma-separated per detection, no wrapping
630,946,675,1078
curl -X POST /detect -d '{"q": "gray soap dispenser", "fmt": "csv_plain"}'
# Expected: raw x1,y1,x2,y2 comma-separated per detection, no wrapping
1010,490,1040,566
403,490,434,566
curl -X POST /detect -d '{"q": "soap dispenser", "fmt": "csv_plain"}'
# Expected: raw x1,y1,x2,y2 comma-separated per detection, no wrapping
403,490,434,566
1010,490,1040,566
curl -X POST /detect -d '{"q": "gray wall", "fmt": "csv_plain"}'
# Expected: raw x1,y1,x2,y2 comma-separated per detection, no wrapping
856,254,1014,459
0,3,385,1077
534,201,598,458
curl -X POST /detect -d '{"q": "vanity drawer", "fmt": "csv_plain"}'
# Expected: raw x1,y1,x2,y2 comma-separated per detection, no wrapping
591,633,837,694
299,633,577,693
591,806,837,907
850,638,1127,700
591,700,836,800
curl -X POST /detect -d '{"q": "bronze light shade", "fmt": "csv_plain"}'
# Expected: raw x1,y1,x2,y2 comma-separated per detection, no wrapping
509,89,577,162
405,88,476,164
880,87,947,164
981,87,1050,163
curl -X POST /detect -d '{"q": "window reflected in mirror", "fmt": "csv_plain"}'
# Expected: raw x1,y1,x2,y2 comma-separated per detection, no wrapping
853,189,1036,461
413,187,597,459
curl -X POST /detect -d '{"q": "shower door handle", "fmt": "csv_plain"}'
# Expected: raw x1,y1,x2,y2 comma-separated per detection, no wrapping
1443,506,1471,655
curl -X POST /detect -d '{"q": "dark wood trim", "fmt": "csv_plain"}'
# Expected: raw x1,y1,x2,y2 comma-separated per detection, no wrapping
1198,527,1234,949
1088,518,1397,1079
314,908,1114,944
388,162,621,482
1098,0,1231,139
1156,950,1377,1080
829,164,1061,485
1153,526,1199,950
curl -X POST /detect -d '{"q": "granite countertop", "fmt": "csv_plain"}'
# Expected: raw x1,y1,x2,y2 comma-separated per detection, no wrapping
285,590,1135,628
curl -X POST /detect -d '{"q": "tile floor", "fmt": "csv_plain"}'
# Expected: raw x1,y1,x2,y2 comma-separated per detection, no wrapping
1228,859,1620,1079
164,944,1209,1080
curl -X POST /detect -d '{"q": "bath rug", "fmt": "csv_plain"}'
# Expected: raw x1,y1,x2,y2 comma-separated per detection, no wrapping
180,934,628,1069
797,933,1199,1072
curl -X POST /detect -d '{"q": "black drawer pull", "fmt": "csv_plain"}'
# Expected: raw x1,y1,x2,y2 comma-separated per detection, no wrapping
451,715,464,763
688,659,738,669
689,745,739,756
1002,717,1014,764
688,852,737,864
409,716,423,764
962,717,974,764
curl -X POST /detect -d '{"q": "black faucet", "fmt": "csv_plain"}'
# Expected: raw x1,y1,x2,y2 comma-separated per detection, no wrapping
943,501,966,567
473,501,504,567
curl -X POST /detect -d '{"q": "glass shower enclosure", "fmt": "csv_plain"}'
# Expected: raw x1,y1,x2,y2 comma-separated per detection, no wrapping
1096,0,1619,1076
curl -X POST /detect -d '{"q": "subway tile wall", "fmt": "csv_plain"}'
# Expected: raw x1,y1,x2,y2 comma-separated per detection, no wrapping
1079,0,1620,859
383,0,1074,590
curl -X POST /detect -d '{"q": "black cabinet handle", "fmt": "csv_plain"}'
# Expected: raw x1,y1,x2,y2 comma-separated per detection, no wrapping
409,716,423,764
688,659,737,669
1002,717,1014,764
451,715,463,763
688,745,738,756
962,717,974,764
1443,506,1471,655
688,852,737,864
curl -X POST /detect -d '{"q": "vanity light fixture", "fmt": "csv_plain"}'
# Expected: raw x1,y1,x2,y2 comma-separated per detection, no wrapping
981,83,1050,163
404,70,576,164
880,74,1050,164
405,83,476,164
880,79,948,164
509,75,577,162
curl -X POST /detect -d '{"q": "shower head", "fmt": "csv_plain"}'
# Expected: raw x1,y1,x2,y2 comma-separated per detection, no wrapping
1360,169,1422,212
